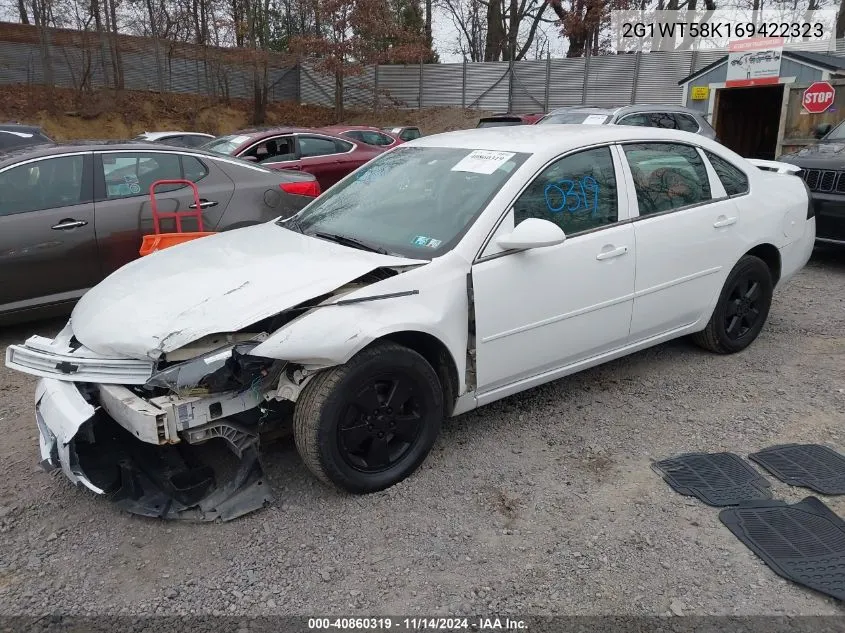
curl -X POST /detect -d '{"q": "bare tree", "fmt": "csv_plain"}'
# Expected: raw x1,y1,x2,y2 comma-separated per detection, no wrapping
18,0,31,23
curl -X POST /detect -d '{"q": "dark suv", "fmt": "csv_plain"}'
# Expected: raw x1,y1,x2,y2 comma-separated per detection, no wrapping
476,113,545,128
780,120,845,245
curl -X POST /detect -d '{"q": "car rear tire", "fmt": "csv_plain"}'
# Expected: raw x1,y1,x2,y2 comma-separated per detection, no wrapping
691,255,773,354
293,341,443,493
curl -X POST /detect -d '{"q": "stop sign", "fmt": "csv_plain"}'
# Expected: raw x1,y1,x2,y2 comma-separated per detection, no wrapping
803,81,835,114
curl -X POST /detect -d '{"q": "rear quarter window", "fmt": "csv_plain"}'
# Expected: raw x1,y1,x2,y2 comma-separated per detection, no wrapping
705,151,749,196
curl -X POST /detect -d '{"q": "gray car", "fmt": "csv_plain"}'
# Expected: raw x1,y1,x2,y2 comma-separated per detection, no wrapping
536,104,718,140
0,142,319,325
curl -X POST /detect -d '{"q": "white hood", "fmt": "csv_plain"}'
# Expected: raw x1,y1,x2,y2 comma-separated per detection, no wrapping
71,223,421,359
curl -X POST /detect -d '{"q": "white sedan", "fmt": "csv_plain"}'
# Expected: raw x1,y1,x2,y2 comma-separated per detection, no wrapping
5,126,815,520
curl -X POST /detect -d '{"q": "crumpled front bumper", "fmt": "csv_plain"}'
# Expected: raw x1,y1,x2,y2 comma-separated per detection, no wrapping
35,378,274,521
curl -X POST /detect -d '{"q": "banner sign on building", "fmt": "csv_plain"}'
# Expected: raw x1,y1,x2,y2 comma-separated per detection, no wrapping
726,37,784,87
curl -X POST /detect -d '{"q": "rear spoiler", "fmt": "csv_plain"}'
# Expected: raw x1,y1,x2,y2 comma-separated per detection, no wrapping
747,159,801,175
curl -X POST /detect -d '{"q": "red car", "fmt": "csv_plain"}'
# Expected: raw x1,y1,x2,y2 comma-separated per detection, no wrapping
203,127,385,190
318,125,401,148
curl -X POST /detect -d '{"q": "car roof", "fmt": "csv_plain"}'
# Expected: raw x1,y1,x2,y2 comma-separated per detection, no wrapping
322,125,384,131
409,125,717,159
0,140,247,168
546,104,701,117
138,131,214,140
0,123,46,133
232,126,314,137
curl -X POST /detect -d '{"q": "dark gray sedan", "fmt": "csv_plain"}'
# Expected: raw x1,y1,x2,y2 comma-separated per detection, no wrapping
0,142,319,324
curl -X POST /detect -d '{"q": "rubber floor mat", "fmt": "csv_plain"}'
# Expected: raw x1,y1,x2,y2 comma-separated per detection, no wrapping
720,497,845,601
653,452,771,506
749,444,845,495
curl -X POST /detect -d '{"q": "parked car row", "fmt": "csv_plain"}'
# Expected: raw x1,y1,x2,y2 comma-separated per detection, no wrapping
0,122,427,324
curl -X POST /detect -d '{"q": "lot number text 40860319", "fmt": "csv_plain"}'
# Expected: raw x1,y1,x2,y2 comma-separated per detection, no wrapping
307,617,528,630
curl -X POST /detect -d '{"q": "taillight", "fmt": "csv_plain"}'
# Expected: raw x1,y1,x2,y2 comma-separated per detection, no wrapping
281,180,321,197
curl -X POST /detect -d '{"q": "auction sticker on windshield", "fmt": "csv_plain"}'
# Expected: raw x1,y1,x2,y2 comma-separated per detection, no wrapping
582,115,609,125
452,150,516,174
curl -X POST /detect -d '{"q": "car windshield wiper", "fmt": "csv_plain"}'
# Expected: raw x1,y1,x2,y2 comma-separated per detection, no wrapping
312,231,391,255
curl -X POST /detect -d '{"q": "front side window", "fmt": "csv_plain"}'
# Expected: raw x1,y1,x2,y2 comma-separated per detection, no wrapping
513,146,618,235
705,151,749,196
299,136,351,158
0,155,85,216
615,114,650,127
623,143,712,215
289,146,529,258
242,136,296,164
825,120,845,140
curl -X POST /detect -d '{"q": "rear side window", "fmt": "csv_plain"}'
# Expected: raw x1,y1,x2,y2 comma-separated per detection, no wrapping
182,156,209,182
299,136,346,158
705,151,749,196
674,114,700,133
623,142,712,215
100,152,207,199
345,130,394,146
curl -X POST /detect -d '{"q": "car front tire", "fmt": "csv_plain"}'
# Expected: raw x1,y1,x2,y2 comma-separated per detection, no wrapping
293,341,443,493
692,255,774,354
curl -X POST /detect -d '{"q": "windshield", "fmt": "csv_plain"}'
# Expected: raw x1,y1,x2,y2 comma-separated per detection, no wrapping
824,120,845,140
201,134,251,155
285,146,529,258
538,112,610,125
477,119,522,128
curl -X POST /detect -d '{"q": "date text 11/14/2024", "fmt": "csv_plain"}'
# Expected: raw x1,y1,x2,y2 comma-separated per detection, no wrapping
307,617,528,630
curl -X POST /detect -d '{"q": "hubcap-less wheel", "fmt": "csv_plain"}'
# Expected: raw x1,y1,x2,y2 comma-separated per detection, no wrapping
338,373,425,473
293,341,443,493
724,276,763,341
691,254,774,355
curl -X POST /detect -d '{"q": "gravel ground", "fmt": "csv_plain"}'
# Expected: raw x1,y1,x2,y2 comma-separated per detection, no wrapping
0,247,843,619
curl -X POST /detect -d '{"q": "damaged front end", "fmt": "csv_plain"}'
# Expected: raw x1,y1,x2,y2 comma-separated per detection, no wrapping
7,258,427,521
16,330,298,522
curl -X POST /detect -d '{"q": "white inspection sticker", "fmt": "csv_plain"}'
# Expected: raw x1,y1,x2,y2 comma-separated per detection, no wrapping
582,115,609,125
451,150,516,174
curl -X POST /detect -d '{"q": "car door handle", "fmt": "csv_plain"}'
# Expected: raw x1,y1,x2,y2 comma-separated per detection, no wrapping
188,199,219,209
596,245,628,260
51,219,88,230
713,215,737,228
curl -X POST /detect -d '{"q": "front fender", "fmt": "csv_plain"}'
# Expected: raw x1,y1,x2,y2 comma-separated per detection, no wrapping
250,277,470,393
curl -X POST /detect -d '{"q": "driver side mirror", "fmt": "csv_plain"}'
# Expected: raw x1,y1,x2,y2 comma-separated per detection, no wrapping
496,218,566,251
814,123,832,139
